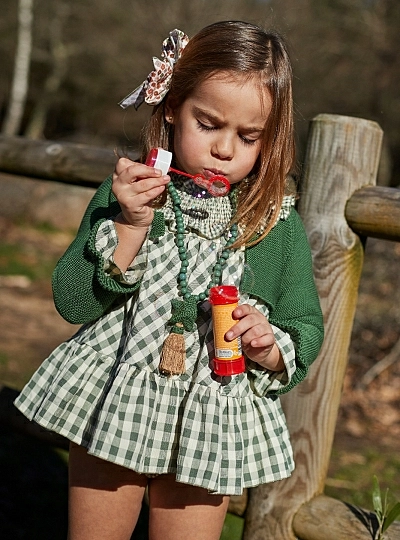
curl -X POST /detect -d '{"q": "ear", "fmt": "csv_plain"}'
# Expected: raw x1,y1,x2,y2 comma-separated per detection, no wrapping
164,100,175,124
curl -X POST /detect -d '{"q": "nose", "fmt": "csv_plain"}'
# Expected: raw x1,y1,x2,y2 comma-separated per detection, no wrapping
211,134,234,161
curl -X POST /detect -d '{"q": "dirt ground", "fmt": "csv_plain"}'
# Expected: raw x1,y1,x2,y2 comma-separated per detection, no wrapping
0,218,81,388
0,214,399,509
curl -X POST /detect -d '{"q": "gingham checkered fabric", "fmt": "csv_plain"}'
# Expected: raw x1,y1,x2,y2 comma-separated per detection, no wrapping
15,188,296,495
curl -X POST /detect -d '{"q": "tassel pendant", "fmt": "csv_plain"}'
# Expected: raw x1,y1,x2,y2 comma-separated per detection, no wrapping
159,297,198,375
159,323,186,375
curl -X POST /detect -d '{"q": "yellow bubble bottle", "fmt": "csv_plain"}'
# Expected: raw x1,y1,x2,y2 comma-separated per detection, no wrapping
209,285,245,376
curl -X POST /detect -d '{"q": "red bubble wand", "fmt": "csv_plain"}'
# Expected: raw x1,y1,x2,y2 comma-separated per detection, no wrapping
146,148,230,197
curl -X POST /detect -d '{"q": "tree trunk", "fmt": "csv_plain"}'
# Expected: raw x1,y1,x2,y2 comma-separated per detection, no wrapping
24,1,70,139
2,0,34,136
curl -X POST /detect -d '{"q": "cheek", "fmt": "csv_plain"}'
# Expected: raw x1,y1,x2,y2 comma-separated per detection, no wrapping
172,131,197,170
174,125,201,159
242,147,261,172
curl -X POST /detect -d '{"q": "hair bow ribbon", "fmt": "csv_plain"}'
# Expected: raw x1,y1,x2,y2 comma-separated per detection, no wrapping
119,29,189,110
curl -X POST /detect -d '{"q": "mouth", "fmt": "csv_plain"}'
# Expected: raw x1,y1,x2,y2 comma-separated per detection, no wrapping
203,168,228,180
198,169,231,197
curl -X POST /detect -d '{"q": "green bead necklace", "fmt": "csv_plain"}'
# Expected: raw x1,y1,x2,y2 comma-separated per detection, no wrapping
159,180,238,375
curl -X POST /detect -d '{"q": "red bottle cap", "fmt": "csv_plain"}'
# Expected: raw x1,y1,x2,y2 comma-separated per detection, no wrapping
209,285,239,305
213,356,245,376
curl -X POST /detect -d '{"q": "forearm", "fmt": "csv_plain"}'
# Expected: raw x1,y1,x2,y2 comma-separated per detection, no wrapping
114,213,149,272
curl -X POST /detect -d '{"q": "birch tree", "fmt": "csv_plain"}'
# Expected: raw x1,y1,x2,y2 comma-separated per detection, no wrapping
2,0,33,136
24,1,71,139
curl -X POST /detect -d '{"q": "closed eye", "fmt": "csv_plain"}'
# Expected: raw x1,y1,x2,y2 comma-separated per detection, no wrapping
240,135,259,146
197,120,218,132
197,119,261,146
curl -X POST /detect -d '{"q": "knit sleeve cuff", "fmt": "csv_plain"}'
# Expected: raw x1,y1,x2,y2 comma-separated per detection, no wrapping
95,219,148,285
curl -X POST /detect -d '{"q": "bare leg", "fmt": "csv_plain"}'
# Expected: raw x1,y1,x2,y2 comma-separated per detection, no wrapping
148,474,230,540
68,442,148,540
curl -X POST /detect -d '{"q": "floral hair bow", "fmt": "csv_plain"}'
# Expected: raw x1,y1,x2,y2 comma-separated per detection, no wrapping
119,29,189,110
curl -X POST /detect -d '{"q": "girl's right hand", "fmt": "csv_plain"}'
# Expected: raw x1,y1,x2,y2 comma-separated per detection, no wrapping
112,157,170,229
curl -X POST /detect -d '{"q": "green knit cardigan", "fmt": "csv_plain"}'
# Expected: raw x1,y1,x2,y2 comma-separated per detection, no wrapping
52,176,324,394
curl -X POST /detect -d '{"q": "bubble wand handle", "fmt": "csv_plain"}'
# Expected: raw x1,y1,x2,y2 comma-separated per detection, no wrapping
168,166,193,179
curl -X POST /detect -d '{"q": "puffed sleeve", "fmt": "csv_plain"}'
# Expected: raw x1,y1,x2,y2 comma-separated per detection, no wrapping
52,176,143,325
95,219,149,285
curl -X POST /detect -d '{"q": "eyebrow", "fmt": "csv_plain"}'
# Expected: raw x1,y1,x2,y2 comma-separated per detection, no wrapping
192,106,265,134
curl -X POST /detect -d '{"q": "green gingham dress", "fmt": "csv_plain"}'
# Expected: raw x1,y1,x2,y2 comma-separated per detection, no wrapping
15,179,297,495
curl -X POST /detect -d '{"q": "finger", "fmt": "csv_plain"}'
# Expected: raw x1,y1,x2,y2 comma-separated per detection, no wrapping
224,316,256,341
245,331,275,349
240,323,272,346
113,176,169,202
134,183,168,207
231,303,257,320
117,187,167,222
226,307,263,338
115,159,165,181
114,157,135,172
117,174,169,194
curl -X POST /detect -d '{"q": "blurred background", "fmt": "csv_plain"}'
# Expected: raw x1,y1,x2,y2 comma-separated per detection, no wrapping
1,0,399,185
0,1,399,539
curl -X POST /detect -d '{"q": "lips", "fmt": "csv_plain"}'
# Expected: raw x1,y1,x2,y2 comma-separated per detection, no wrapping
203,168,228,180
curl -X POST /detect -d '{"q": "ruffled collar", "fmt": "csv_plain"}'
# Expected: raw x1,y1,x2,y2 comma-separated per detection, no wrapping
163,173,233,240
162,173,297,241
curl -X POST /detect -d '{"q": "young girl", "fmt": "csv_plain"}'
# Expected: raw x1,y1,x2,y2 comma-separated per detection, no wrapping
15,21,324,540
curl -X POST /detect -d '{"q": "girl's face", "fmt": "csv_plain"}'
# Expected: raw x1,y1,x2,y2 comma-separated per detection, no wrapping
165,72,272,186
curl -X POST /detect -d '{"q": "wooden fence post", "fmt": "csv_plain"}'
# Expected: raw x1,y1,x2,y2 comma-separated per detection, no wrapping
244,114,383,540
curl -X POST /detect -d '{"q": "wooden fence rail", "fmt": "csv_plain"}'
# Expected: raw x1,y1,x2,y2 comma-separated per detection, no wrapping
1,114,399,540
0,135,120,187
346,185,400,241
1,134,399,242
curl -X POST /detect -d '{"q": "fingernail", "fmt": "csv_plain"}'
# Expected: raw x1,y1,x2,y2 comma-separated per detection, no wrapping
225,331,233,340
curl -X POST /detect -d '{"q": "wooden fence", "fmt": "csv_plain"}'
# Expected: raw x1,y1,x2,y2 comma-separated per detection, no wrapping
0,113,399,539
245,114,400,540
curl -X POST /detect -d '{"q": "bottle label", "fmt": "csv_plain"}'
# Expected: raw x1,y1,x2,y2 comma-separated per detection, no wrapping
216,349,234,358
212,303,242,361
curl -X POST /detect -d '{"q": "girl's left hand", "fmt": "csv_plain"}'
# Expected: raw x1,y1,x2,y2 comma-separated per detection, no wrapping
225,304,285,371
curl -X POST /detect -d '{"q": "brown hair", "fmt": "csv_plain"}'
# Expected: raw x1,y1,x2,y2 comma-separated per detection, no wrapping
141,20,295,247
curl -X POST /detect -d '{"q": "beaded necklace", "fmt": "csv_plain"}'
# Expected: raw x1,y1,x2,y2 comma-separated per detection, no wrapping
159,180,238,375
